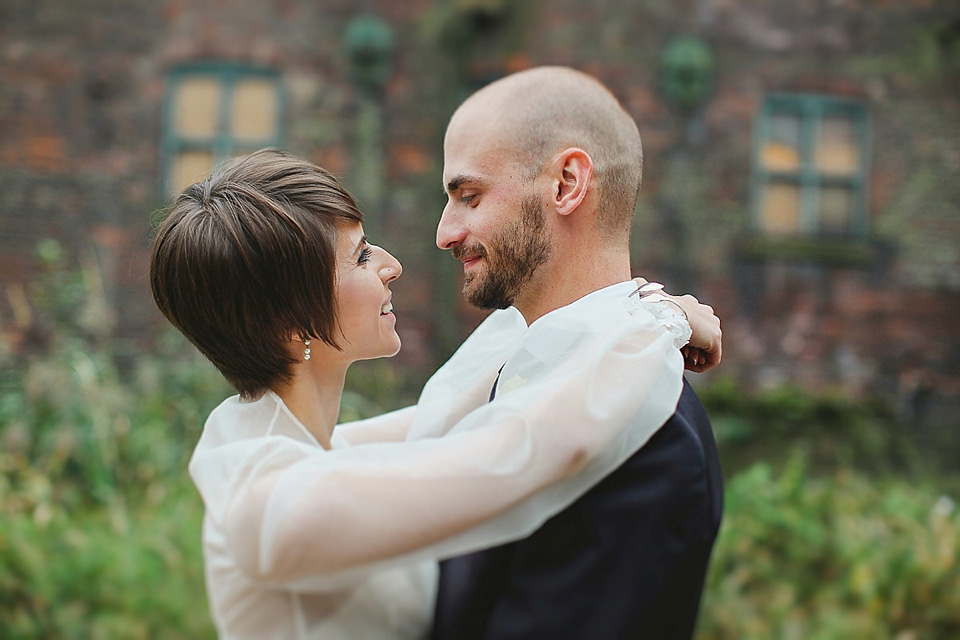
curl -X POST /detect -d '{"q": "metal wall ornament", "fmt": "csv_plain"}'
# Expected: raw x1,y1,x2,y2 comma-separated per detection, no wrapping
344,14,396,95
660,35,715,114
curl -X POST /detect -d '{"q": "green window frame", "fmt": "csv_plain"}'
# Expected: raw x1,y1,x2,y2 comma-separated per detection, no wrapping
161,62,285,199
750,93,870,237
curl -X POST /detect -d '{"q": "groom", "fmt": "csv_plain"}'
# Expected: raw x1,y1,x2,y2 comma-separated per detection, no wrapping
429,67,723,639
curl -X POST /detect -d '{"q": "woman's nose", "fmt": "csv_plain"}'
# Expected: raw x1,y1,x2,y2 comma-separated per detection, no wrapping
378,248,402,283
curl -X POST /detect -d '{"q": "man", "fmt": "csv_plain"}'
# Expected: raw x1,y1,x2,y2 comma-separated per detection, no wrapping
429,66,724,639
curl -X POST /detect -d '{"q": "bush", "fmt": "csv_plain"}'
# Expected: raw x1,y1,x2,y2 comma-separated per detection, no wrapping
696,376,938,479
0,323,226,637
699,453,960,640
2,244,957,637
0,478,212,639
0,242,403,637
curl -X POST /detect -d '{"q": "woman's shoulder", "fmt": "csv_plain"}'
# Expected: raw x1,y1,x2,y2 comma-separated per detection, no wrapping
196,391,321,454
188,392,326,513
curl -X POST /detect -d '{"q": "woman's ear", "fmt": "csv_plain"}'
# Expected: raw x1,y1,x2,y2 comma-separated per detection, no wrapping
551,148,593,216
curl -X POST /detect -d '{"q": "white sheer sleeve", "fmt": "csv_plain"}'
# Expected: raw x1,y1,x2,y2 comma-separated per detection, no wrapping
641,297,692,349
331,405,418,446
189,284,685,592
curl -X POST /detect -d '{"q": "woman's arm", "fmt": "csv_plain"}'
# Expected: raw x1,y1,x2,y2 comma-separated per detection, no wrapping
332,405,418,446
331,283,721,448
194,291,687,592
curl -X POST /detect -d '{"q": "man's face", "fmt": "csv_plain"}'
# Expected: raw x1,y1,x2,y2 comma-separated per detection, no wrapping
438,107,553,310
451,194,550,309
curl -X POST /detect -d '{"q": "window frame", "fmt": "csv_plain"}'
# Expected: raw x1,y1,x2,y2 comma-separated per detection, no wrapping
750,93,871,237
160,62,286,199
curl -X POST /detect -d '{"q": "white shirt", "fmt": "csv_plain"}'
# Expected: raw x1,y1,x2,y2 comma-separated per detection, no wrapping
189,282,690,639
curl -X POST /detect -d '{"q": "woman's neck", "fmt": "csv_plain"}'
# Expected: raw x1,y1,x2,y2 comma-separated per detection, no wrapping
270,361,347,449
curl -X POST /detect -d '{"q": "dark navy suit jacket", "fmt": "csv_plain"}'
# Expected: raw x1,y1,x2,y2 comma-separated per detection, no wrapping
432,379,723,640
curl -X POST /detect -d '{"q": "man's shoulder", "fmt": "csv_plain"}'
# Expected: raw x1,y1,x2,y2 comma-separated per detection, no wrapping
612,381,716,483
515,381,719,538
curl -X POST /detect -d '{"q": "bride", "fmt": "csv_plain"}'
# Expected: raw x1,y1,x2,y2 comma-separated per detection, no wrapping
149,149,720,639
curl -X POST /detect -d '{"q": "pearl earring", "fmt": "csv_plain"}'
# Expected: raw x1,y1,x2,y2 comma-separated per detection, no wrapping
304,339,311,361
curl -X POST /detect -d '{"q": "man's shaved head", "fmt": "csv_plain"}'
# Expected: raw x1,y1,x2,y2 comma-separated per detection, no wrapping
450,66,643,240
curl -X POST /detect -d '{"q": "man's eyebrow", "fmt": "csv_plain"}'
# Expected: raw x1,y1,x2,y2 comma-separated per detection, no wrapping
445,174,485,194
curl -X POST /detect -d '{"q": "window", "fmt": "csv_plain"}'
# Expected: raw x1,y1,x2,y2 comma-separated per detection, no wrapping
161,63,284,199
752,94,870,237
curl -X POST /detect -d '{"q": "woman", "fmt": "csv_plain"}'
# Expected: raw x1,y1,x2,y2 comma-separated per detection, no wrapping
150,149,719,639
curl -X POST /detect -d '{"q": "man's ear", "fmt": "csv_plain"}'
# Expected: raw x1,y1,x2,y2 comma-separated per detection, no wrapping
551,148,593,217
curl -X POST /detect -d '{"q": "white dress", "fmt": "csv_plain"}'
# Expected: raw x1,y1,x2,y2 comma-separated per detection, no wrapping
189,281,691,639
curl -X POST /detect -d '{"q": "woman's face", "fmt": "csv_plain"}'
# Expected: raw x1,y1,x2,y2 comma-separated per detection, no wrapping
333,222,402,361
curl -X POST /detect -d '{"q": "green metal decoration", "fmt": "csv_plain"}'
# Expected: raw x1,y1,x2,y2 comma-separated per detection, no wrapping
344,15,395,94
660,35,714,113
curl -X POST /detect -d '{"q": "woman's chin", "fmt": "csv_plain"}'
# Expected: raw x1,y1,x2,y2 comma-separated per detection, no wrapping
370,335,402,360
384,339,402,358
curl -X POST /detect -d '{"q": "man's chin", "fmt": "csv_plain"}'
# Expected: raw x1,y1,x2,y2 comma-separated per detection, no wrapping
461,276,480,303
464,285,514,310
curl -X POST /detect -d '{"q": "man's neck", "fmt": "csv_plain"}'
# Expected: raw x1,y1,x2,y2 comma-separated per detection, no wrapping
514,247,632,325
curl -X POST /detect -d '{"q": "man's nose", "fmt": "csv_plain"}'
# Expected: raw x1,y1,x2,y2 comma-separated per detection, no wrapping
436,204,466,250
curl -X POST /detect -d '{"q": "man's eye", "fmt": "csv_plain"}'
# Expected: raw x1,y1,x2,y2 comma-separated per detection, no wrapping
358,247,373,264
460,195,476,204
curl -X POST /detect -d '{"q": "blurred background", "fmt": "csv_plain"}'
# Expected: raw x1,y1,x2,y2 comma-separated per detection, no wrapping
1,0,958,637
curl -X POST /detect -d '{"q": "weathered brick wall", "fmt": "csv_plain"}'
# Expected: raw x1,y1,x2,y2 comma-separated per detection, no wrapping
1,0,958,412
511,0,960,413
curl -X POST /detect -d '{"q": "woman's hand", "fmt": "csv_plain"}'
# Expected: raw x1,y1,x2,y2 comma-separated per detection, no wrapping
632,278,722,373
670,294,721,372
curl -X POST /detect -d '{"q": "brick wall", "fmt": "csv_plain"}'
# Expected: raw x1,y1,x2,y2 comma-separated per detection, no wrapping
1,0,958,413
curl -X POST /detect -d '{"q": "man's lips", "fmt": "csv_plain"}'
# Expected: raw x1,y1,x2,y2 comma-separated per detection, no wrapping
452,244,486,270
460,255,483,269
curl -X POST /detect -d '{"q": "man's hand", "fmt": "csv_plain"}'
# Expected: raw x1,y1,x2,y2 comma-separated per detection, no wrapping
632,278,722,373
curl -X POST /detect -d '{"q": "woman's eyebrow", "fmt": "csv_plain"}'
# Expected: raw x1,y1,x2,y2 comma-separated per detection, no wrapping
352,235,368,256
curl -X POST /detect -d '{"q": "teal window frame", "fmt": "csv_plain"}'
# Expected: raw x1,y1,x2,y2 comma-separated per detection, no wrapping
750,93,871,237
160,62,285,199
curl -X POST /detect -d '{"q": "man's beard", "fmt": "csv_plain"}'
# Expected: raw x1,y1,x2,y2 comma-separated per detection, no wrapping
452,195,552,310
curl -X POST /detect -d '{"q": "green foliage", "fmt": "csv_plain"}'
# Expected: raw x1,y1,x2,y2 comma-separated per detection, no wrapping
737,236,880,268
2,325,230,509
342,358,417,421
0,335,222,637
700,453,960,640
681,379,959,637
912,20,960,80
697,376,933,478
2,245,958,637
0,479,212,639
0,241,408,637
0,243,227,637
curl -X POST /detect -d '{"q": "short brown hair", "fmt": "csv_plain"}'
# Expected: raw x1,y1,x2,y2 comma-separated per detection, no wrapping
150,149,363,399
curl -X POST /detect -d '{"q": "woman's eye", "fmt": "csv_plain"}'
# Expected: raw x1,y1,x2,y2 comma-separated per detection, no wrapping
358,247,373,264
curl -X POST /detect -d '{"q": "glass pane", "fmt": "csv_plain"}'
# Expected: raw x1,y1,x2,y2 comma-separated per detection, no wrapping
759,181,800,233
761,113,801,172
171,150,214,197
818,186,852,232
175,77,221,137
816,116,858,176
231,79,278,139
